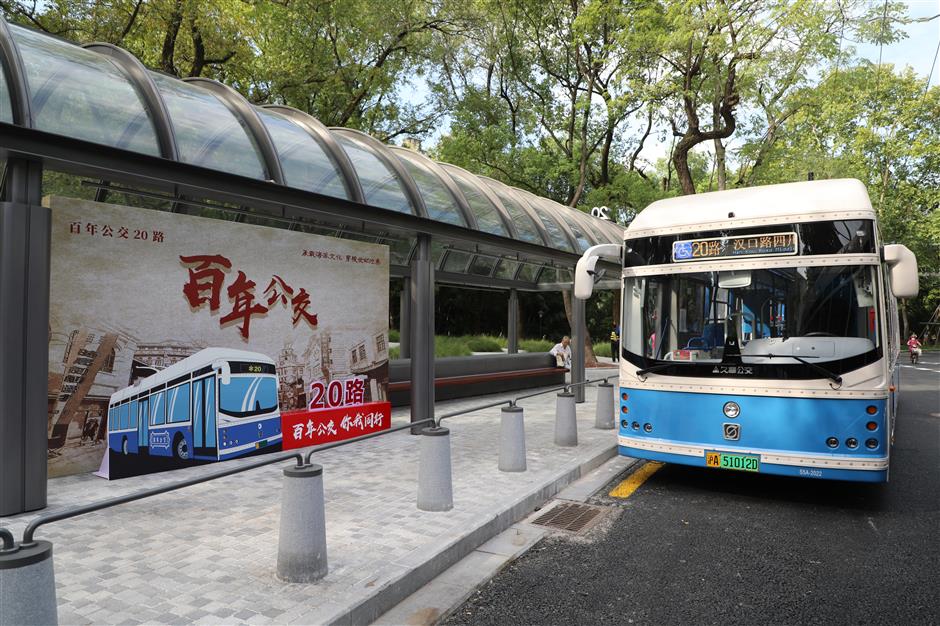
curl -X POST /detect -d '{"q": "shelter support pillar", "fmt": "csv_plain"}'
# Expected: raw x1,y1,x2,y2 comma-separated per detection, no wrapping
0,157,49,516
507,288,519,354
409,234,434,433
399,278,411,360
571,287,586,403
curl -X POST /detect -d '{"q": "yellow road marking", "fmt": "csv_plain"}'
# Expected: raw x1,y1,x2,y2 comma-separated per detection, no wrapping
608,461,664,499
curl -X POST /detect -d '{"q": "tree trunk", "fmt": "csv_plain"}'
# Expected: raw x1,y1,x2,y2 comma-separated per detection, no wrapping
672,137,696,195
714,137,726,190
562,290,598,367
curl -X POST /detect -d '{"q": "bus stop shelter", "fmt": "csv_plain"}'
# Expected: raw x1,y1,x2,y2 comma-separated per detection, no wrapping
0,19,622,516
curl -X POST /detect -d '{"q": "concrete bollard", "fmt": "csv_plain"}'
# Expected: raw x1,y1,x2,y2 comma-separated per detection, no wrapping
594,383,615,430
0,540,58,625
498,406,527,472
417,427,454,512
555,392,578,447
277,464,328,583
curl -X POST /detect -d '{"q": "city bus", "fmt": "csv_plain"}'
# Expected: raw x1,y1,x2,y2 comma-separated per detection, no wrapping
107,347,282,463
575,179,919,482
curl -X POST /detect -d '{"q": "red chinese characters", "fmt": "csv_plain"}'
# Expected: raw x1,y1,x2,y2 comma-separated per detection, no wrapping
180,254,319,340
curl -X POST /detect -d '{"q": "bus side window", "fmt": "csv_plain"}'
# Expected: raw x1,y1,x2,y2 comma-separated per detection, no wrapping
151,391,166,426
129,400,138,429
119,402,130,430
169,383,191,423
108,406,117,433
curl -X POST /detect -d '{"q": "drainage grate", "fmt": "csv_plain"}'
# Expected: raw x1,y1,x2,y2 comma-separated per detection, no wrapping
531,501,607,534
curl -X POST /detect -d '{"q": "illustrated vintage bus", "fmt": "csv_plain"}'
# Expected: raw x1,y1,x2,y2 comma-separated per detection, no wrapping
575,179,919,482
107,348,282,463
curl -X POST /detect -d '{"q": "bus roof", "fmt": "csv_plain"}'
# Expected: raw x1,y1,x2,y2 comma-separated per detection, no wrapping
626,179,874,238
110,347,275,404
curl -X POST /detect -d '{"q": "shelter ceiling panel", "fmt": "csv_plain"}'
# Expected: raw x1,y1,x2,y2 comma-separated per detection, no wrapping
10,24,159,156
479,178,546,245
391,147,467,226
437,163,512,237
255,107,349,200
332,131,415,215
149,71,265,179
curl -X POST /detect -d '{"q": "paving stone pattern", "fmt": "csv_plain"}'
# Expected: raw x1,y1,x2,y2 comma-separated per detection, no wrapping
2,374,617,625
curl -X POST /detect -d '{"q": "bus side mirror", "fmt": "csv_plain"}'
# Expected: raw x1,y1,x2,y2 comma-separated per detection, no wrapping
883,244,919,298
574,244,622,300
215,361,231,385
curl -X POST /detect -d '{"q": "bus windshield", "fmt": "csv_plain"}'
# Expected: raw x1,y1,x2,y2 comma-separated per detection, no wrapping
219,374,279,418
623,265,880,376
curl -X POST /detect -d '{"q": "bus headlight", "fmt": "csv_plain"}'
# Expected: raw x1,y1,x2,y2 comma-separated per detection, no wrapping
846,438,859,449
723,402,740,418
865,438,878,449
826,437,839,448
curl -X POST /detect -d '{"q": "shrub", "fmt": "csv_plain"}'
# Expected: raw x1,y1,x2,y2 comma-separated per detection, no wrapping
389,346,400,359
593,342,611,358
435,335,473,357
388,328,400,342
466,336,504,352
519,338,553,353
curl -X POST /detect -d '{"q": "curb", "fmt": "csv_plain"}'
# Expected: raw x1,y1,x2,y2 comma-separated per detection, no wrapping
325,443,618,625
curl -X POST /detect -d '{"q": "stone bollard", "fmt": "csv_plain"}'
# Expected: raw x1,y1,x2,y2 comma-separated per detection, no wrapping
594,382,615,430
277,464,328,583
0,540,58,625
417,427,454,512
498,406,527,472
554,392,578,447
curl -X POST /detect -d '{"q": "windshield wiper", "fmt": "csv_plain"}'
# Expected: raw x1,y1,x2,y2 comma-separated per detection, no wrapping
745,353,843,386
635,361,692,379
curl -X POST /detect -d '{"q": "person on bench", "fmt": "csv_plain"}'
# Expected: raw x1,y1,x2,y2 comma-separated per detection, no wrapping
550,336,572,368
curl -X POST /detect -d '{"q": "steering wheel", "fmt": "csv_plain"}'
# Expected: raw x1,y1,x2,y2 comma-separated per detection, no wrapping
803,332,837,337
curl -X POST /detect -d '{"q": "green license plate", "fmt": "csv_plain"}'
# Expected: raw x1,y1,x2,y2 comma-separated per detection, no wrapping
705,451,759,472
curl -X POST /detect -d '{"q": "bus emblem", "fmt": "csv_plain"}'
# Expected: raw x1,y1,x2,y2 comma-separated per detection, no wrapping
723,423,740,441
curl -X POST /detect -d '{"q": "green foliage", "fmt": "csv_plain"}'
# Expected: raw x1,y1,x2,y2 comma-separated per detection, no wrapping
592,342,612,358
389,346,400,359
463,336,505,352
388,328,400,343
519,339,554,353
434,336,473,357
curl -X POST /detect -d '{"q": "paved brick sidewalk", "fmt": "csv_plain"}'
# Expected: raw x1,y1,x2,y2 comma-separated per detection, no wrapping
2,373,618,625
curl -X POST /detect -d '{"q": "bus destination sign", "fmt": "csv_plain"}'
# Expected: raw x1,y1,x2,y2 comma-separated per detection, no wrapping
672,231,798,262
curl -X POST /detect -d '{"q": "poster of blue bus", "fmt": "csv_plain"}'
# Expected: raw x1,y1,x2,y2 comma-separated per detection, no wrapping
105,348,282,478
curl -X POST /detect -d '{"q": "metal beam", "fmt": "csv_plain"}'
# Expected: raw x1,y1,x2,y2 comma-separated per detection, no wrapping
0,17,33,127
508,288,519,354
0,158,47,515
571,288,586,403
409,234,434,433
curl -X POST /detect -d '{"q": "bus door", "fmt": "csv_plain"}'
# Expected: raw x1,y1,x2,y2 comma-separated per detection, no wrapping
137,397,149,455
192,376,218,459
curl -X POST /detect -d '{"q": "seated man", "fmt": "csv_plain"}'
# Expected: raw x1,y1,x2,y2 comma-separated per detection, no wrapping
550,336,572,368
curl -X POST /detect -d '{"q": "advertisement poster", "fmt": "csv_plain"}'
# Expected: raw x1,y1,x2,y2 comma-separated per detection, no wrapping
46,196,389,479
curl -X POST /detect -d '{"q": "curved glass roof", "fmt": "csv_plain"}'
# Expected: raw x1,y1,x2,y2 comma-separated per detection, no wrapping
0,19,625,287
332,130,414,215
11,24,159,156
256,107,348,199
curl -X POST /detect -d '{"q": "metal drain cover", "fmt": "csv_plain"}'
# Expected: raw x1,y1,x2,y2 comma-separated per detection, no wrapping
531,501,607,534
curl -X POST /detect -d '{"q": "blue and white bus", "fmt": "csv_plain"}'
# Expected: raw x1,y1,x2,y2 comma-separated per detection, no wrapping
107,348,282,463
576,179,919,482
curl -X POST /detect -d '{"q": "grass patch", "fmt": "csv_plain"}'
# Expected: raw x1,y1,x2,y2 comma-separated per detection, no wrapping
592,342,612,358
389,346,400,359
519,338,553,353
435,335,473,357
464,335,505,352
388,329,400,342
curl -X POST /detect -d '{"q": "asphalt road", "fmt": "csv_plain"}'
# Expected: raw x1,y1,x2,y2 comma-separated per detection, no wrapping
445,357,940,626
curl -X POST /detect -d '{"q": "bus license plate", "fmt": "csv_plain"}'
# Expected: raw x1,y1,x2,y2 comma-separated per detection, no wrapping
706,451,759,472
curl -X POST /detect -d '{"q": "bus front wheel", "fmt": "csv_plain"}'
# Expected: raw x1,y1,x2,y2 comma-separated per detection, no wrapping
173,434,190,461
122,437,128,455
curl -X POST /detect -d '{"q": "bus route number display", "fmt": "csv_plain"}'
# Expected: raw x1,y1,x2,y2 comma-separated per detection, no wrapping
672,231,798,262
